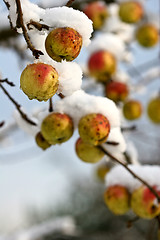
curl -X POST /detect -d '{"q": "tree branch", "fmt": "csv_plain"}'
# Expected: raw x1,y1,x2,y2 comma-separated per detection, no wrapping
49,98,53,112
0,82,37,126
15,0,43,59
66,0,76,7
99,145,160,202
0,78,15,86
0,121,5,128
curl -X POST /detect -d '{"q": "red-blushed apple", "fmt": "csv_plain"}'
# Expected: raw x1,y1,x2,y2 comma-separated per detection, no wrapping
35,132,51,150
136,24,159,48
104,185,130,215
105,81,129,102
131,185,160,219
78,113,110,146
75,138,105,163
20,63,59,101
147,96,160,124
119,1,143,24
45,27,82,62
41,112,74,145
88,50,117,83
83,1,108,30
123,100,142,120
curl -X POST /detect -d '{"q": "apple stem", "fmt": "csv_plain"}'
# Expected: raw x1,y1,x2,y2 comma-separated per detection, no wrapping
15,0,43,59
49,98,53,112
99,145,160,202
0,81,37,126
127,216,139,228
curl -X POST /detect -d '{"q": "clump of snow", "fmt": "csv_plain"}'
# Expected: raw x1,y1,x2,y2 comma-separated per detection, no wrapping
113,69,130,83
87,33,126,60
55,61,83,96
105,165,160,192
42,6,93,46
54,90,121,128
40,0,69,8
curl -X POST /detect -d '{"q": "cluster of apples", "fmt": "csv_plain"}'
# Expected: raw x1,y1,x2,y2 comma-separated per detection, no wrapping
76,113,110,163
104,184,160,219
20,26,83,101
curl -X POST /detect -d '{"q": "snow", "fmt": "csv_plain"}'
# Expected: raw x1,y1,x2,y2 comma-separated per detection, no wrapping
87,33,126,60
54,90,121,128
105,164,160,192
39,0,69,8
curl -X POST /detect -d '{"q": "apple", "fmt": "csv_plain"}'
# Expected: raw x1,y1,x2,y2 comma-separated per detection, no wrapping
136,24,159,48
41,112,74,145
83,1,108,30
105,81,129,102
75,138,105,163
147,96,160,124
123,100,142,120
35,132,51,150
78,113,110,146
88,50,117,83
45,27,82,62
96,162,110,182
131,185,160,219
119,1,143,24
20,63,59,101
104,185,130,215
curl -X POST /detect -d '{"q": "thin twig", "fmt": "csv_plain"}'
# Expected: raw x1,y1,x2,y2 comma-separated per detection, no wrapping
0,78,15,86
58,93,65,99
15,0,43,59
106,141,119,146
49,98,53,112
121,125,137,132
99,145,160,202
0,121,5,128
0,83,37,126
127,216,140,228
27,20,49,31
66,0,76,7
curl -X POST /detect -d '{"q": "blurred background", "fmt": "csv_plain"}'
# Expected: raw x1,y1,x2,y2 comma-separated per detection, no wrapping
0,0,160,239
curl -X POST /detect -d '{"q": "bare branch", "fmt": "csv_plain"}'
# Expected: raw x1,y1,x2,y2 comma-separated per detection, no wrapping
15,0,43,59
99,145,160,202
106,141,119,146
0,83,37,126
0,121,5,128
121,125,137,132
27,20,49,31
0,78,15,86
66,0,76,7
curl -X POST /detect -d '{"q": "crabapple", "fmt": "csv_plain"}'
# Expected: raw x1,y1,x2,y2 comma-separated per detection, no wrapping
20,63,59,101
123,100,142,120
45,27,82,62
41,112,74,145
78,113,110,146
35,132,51,150
119,1,143,24
131,185,160,219
83,1,108,30
147,96,160,124
136,24,159,48
96,162,111,182
88,50,117,83
104,185,130,215
75,138,105,163
105,81,129,102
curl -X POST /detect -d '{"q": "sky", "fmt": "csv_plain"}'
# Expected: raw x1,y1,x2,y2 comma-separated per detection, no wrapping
0,0,160,235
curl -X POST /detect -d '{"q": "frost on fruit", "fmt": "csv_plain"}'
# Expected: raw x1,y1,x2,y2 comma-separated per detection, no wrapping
41,112,74,145
104,185,130,215
20,63,59,101
78,113,110,146
75,138,105,163
45,27,83,62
